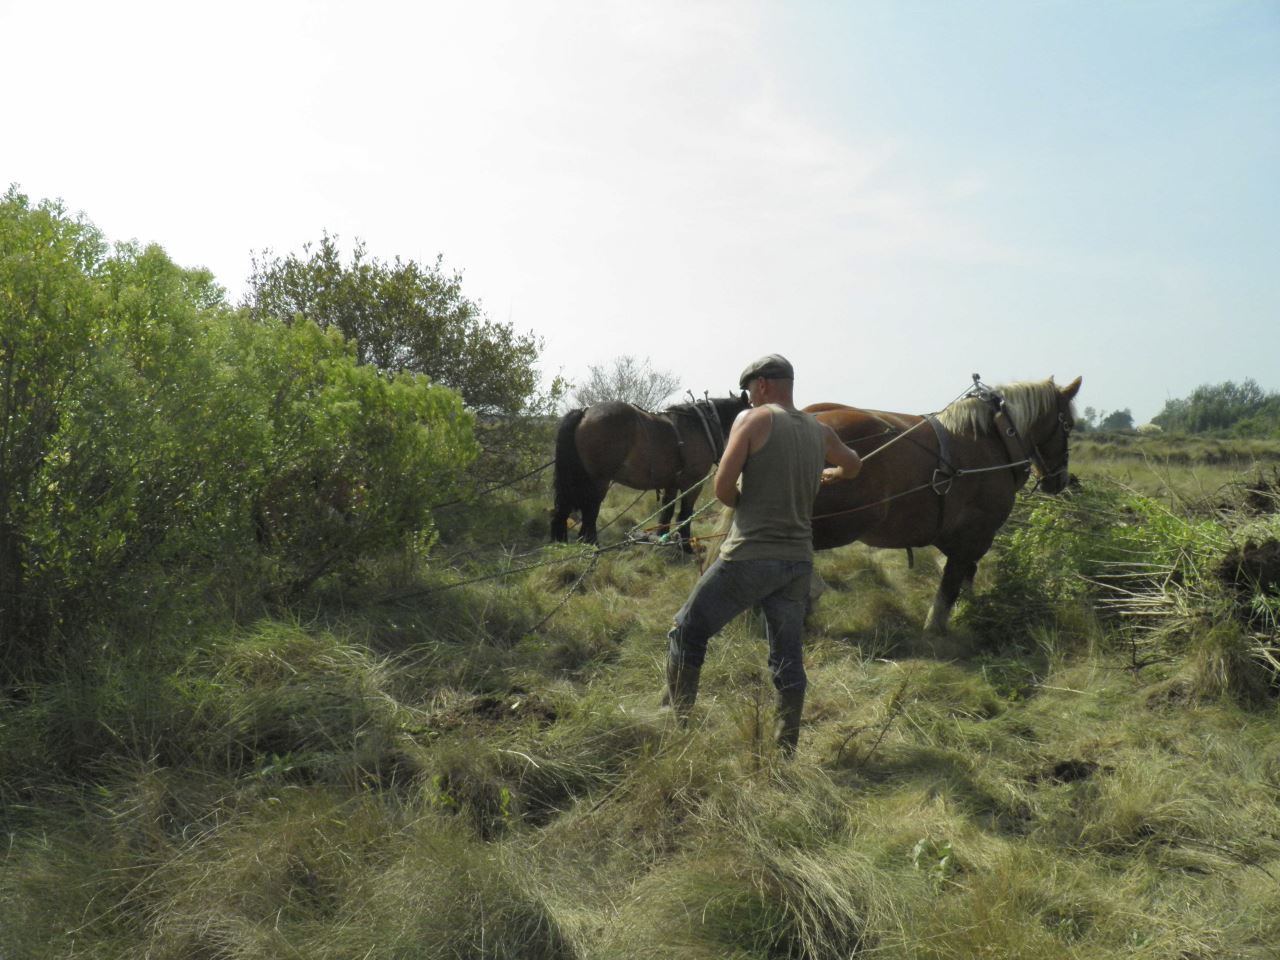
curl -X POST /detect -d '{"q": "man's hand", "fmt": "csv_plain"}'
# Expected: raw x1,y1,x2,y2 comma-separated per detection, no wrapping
820,423,862,484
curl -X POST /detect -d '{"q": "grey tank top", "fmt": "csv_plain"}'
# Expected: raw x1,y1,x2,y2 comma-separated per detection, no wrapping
719,405,826,562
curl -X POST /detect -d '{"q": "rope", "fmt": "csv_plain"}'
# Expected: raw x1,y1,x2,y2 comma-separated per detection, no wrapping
384,537,637,602
808,459,1033,524
653,381,1035,538
624,470,715,538
596,487,650,535
626,495,726,548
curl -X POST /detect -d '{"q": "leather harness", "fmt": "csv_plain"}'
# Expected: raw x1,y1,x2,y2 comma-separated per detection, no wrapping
666,400,727,472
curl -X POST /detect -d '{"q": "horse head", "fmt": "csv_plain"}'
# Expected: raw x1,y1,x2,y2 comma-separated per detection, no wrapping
1025,376,1082,494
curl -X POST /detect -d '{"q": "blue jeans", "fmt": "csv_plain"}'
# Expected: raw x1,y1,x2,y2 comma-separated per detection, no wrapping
668,557,812,693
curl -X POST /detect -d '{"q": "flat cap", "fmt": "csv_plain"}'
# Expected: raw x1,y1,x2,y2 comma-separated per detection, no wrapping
738,354,795,389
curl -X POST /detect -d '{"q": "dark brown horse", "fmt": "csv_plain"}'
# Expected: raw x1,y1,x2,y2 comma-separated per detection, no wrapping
809,376,1082,632
551,393,749,548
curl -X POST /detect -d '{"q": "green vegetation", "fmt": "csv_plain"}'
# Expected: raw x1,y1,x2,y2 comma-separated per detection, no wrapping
4,188,1280,958
246,232,565,481
1072,433,1280,505
6,471,1280,958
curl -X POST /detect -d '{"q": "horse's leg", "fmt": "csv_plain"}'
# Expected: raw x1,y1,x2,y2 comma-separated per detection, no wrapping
550,507,569,542
675,488,698,554
579,500,600,544
657,487,677,542
924,553,979,634
579,486,607,544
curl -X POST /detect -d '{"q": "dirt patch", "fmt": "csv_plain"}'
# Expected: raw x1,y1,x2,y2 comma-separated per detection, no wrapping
1242,468,1280,515
1217,539,1280,597
1034,758,1100,784
428,690,559,734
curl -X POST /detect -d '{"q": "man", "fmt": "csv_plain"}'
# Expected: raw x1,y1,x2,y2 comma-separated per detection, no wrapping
665,354,863,755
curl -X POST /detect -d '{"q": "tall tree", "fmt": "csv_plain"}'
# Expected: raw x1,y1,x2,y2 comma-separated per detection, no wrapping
245,234,546,419
0,188,105,646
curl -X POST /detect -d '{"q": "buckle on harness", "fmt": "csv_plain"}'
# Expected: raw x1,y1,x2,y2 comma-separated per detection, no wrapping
931,468,954,496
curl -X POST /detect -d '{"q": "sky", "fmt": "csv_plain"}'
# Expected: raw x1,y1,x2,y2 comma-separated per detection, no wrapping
4,0,1277,423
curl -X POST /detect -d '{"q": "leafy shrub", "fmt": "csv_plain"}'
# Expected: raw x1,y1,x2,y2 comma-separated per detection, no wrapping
228,316,478,595
961,479,1280,702
959,482,1226,645
1,190,480,674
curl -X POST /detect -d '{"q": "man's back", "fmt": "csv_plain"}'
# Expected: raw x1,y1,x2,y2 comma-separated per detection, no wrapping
719,405,826,562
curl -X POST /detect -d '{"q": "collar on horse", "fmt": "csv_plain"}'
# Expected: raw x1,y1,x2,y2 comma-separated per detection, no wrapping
967,375,1065,488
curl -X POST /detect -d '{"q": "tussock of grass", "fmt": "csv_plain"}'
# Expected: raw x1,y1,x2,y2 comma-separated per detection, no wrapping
138,791,574,960
598,769,891,959
187,621,414,785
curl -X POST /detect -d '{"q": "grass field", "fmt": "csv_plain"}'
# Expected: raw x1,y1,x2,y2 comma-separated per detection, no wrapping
1073,434,1280,506
3,441,1279,958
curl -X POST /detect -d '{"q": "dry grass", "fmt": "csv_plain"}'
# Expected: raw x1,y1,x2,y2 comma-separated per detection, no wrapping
5,465,1280,959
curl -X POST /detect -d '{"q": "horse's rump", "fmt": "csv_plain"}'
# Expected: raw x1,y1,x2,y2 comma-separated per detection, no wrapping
552,408,593,515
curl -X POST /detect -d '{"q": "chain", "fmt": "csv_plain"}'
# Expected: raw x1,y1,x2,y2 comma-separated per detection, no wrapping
520,550,600,636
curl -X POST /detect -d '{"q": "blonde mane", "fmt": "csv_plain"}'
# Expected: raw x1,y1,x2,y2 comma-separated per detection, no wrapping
936,379,1066,437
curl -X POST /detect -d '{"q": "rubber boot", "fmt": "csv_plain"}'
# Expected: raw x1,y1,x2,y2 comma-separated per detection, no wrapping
664,657,701,726
775,687,806,757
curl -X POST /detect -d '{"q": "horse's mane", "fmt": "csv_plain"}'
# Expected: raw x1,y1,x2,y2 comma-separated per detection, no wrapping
936,379,1067,437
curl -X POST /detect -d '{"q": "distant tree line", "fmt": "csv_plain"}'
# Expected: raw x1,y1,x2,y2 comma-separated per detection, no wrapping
1150,379,1280,437
1077,380,1280,437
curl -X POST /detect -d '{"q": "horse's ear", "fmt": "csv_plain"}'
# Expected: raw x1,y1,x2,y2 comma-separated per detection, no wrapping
1061,376,1082,401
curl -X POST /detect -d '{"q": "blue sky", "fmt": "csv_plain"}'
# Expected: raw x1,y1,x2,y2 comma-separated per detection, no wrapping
4,0,1277,422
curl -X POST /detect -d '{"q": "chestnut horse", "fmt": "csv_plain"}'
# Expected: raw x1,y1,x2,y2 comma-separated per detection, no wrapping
809,376,1081,632
551,393,749,548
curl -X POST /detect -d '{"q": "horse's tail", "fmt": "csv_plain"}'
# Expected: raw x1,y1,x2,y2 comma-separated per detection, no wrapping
551,408,592,541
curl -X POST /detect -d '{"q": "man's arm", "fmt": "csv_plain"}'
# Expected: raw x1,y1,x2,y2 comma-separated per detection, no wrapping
714,407,770,507
820,424,862,485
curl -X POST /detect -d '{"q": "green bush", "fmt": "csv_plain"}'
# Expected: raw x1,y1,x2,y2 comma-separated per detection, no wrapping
227,315,478,595
1,189,480,675
959,482,1226,645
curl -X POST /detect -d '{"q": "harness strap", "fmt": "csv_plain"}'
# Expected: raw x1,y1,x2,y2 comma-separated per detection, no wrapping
691,400,725,462
923,414,956,559
925,415,957,495
992,405,1033,484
